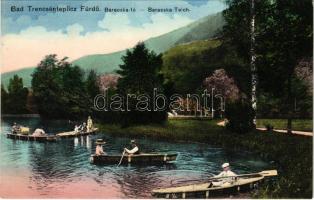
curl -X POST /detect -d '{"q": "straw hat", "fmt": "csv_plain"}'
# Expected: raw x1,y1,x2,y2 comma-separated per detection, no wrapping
95,139,106,145
222,163,230,168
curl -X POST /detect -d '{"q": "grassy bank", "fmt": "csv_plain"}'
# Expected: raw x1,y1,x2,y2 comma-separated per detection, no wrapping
97,119,312,198
256,119,312,132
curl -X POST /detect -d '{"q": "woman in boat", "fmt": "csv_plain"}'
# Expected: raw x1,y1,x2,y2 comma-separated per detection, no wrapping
124,140,139,154
209,163,237,187
12,122,21,134
87,116,93,132
79,122,87,132
74,125,80,133
95,139,106,156
32,127,46,136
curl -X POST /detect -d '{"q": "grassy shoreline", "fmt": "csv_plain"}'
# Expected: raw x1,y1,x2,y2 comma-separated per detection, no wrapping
256,119,312,132
97,119,312,198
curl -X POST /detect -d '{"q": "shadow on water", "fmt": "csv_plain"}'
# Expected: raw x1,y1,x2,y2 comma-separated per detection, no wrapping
1,117,274,198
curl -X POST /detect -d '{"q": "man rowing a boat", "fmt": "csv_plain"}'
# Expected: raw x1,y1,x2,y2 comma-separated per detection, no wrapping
124,140,139,154
95,139,106,155
209,163,237,187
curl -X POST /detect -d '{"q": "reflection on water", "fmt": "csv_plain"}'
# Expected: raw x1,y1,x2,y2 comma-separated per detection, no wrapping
0,117,272,198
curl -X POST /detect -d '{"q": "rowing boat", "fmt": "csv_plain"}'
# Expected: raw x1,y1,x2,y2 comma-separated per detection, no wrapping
152,170,277,198
56,128,98,138
6,133,57,142
90,153,178,165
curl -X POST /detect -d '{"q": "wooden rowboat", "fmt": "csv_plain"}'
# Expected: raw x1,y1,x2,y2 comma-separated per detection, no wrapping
56,128,98,138
90,153,178,165
6,133,57,142
152,170,277,198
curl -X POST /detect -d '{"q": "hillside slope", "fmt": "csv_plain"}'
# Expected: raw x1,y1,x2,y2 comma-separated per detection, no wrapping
162,39,223,93
1,68,34,88
73,12,224,74
1,13,224,88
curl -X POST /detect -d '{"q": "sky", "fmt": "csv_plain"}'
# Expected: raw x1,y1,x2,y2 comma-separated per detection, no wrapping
1,0,226,73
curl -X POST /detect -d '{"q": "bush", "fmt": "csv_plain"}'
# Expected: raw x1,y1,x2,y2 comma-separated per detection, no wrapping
264,123,274,131
225,100,255,133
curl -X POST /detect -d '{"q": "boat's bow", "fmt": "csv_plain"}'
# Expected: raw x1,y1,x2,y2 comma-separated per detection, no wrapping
152,170,278,198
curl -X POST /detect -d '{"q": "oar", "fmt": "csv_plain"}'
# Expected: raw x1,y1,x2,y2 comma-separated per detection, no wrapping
117,149,126,167
227,170,278,178
173,170,278,184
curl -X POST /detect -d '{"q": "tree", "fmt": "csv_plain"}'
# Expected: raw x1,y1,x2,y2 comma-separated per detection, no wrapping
295,58,313,96
223,0,312,133
98,74,119,93
86,70,101,98
204,69,241,101
293,58,313,118
223,0,258,126
4,75,29,114
1,85,9,113
32,54,63,117
62,64,90,118
32,54,90,119
117,42,163,95
257,0,312,133
117,42,166,125
250,0,257,126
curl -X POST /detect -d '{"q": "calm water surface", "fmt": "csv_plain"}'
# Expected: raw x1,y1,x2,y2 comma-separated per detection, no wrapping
0,117,272,198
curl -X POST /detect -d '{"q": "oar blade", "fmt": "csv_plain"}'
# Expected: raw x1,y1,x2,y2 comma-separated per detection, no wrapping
260,170,278,177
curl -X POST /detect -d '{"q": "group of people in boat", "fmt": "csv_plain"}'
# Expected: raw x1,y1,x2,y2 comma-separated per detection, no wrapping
12,122,45,136
12,119,238,188
95,138,139,156
94,137,236,186
74,116,94,133
11,116,94,136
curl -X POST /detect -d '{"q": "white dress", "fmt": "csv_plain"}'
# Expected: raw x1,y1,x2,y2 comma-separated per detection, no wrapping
95,145,104,155
32,128,46,136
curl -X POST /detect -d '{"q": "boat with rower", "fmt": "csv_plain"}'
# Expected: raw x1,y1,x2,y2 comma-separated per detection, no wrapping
152,170,277,198
56,128,98,138
90,153,178,165
6,132,58,142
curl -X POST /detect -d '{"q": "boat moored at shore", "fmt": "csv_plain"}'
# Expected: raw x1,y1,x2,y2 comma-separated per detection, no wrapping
6,132,58,142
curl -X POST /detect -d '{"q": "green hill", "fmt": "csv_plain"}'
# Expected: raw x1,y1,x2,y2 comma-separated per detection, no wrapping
162,39,224,93
161,38,251,94
1,12,224,88
1,68,35,88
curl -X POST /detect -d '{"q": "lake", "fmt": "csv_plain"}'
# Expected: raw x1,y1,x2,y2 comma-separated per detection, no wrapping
0,117,272,198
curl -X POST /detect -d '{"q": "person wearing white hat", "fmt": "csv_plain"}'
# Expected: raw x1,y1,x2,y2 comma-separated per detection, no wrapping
215,163,237,178
95,139,106,156
124,140,139,154
208,163,237,188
